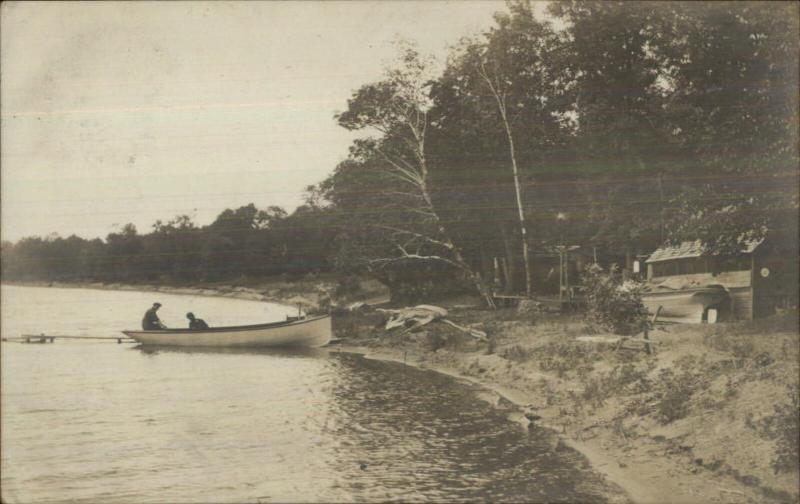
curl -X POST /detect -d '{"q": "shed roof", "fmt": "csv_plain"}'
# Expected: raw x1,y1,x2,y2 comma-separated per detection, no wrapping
646,238,763,263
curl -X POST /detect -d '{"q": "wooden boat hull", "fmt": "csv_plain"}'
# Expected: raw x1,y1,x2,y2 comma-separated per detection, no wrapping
122,315,331,348
642,286,729,323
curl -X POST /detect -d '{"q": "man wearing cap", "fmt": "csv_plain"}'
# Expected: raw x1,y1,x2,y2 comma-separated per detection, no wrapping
142,302,167,330
186,312,209,330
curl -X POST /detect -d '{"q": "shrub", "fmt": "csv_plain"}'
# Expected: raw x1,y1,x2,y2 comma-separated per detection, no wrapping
582,264,649,335
501,344,533,362
771,385,800,473
655,369,694,424
748,385,800,474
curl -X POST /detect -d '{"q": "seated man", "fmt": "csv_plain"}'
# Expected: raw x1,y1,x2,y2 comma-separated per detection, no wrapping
142,302,167,330
186,312,209,330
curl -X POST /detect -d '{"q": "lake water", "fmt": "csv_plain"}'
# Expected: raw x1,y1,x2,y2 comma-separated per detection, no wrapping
1,285,623,503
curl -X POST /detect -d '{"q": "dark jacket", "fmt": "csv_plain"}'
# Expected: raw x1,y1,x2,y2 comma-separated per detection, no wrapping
142,308,164,330
189,318,209,330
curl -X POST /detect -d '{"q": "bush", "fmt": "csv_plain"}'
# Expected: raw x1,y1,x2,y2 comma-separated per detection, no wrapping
582,264,649,335
771,385,800,473
655,369,695,424
748,385,800,474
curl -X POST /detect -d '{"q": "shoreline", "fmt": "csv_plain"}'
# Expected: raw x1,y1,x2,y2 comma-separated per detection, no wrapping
334,306,799,504
2,276,392,312
1,280,306,309
337,344,666,504
6,281,798,503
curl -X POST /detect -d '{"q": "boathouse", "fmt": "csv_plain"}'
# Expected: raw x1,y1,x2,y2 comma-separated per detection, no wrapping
644,238,797,320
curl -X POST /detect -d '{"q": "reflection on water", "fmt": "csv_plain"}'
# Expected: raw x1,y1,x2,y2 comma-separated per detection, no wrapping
135,344,330,359
1,286,623,503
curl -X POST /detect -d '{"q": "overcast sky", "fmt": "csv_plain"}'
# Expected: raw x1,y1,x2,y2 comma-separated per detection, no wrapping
1,1,542,242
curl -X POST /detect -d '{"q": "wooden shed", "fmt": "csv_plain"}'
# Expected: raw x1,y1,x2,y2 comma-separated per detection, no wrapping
644,238,797,320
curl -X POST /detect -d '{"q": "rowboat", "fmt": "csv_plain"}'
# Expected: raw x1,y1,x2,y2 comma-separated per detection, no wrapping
642,285,730,323
121,315,332,348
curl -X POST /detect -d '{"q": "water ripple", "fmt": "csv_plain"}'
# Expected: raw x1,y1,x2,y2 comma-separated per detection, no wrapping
2,286,623,503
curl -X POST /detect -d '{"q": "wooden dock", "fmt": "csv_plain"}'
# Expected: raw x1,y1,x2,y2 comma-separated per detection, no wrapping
3,334,137,344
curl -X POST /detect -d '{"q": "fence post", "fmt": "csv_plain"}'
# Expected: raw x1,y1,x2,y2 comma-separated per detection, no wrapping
644,306,663,355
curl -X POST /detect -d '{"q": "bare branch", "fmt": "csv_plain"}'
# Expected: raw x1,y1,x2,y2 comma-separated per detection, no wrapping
408,207,437,219
376,225,454,250
368,244,463,270
374,150,423,187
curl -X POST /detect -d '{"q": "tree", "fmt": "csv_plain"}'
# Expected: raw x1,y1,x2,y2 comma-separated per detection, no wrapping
470,2,545,297
546,1,677,263
335,42,497,307
431,3,571,293
105,224,143,282
658,1,799,253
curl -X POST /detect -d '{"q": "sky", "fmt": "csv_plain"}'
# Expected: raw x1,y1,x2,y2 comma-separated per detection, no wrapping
0,1,550,242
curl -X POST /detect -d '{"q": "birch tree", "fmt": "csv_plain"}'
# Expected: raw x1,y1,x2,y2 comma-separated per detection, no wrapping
475,47,533,297
438,3,564,296
335,44,497,307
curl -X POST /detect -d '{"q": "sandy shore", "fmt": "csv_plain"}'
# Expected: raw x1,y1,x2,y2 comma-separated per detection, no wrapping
333,305,799,504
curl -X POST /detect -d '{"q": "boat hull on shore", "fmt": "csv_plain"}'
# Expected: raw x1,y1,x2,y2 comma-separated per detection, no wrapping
122,315,331,348
642,286,730,323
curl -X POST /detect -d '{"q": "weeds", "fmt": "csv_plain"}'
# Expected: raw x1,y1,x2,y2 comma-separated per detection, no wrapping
728,311,799,336
578,362,654,409
745,384,800,474
501,344,533,362
771,386,799,474
724,376,739,399
702,312,800,366
612,417,635,441
535,341,607,378
655,369,695,424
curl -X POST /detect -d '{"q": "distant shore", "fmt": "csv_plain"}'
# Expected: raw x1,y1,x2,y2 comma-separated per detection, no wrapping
2,275,390,313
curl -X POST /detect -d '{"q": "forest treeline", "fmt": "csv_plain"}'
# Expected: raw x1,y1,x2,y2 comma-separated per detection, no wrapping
3,1,798,301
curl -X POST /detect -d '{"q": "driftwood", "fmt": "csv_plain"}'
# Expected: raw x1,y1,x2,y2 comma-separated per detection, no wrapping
377,305,448,331
377,305,487,341
440,319,488,341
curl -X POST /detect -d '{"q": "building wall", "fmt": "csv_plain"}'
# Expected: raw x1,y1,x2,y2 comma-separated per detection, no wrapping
752,253,799,318
728,286,754,320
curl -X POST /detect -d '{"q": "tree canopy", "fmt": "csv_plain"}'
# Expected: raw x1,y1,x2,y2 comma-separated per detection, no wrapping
4,1,797,302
